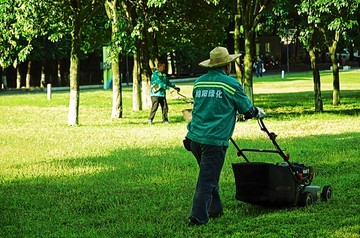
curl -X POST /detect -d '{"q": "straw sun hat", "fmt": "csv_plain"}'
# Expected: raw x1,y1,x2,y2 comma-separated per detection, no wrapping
199,46,241,68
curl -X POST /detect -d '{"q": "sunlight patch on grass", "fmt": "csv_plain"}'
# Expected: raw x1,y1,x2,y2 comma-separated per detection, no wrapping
1,157,115,182
333,225,360,238
255,79,314,94
233,115,360,140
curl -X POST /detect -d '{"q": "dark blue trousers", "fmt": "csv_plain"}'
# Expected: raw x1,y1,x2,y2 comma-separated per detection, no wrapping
189,141,227,224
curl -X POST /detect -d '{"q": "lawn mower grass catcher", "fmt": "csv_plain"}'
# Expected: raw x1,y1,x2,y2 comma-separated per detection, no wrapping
231,118,332,207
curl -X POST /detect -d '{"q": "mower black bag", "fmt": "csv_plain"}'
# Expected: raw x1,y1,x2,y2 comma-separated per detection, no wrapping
232,162,298,206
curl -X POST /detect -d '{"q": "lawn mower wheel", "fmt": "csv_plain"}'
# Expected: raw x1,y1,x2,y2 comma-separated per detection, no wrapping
321,185,332,201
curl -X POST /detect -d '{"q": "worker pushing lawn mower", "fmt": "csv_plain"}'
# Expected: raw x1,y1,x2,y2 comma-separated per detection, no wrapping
183,46,332,226
183,46,268,226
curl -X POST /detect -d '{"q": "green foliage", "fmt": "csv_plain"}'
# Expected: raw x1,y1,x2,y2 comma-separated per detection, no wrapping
82,15,111,55
0,0,107,68
104,0,135,63
154,0,235,69
297,0,359,47
0,0,69,67
0,71,359,237
204,0,220,4
147,0,168,7
0,0,31,67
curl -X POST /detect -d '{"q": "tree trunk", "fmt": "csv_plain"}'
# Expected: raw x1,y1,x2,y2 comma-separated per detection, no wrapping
40,63,46,88
16,67,21,89
234,8,244,86
328,41,340,106
57,60,62,87
243,31,255,103
332,71,340,106
170,52,176,76
149,30,158,70
26,61,31,88
68,26,81,126
237,0,271,104
330,48,340,106
132,51,141,111
309,48,323,112
111,56,122,118
140,36,152,110
105,0,123,119
1,67,8,90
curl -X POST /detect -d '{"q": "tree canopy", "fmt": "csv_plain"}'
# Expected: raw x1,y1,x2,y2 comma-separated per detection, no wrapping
1,0,359,123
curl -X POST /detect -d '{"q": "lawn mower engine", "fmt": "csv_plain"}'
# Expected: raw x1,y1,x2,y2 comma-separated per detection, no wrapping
276,162,324,206
277,162,315,186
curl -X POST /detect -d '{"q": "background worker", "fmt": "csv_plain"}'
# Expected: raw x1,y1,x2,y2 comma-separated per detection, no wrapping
148,61,180,124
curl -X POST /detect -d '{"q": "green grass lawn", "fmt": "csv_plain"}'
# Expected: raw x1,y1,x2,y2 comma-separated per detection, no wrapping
0,70,359,237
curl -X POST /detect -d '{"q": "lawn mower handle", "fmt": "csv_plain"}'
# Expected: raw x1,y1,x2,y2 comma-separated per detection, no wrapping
257,118,298,173
257,118,290,161
230,118,299,175
229,137,249,162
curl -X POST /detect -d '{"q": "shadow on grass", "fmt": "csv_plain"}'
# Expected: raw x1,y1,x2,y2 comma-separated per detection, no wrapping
1,132,359,237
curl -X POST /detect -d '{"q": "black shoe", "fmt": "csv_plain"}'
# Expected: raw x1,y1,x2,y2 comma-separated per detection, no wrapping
208,211,223,219
188,218,201,226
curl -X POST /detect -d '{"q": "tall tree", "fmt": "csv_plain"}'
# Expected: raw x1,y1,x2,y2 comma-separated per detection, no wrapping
120,0,152,111
105,0,134,118
44,0,106,126
70,1,105,125
235,0,273,103
315,0,359,105
297,0,326,112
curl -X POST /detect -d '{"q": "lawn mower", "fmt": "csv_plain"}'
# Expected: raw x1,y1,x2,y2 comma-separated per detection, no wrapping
231,118,332,207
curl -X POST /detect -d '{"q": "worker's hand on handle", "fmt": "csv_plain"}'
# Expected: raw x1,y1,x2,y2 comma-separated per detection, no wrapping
174,86,180,92
255,107,266,119
243,106,265,120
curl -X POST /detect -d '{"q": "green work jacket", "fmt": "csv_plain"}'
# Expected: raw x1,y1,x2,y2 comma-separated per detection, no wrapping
186,69,253,146
150,70,175,97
